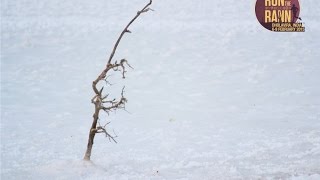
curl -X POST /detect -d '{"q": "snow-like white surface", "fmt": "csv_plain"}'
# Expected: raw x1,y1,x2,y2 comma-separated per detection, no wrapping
1,0,320,179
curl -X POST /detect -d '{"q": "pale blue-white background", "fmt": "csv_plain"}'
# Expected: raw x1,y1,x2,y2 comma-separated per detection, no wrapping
1,0,320,179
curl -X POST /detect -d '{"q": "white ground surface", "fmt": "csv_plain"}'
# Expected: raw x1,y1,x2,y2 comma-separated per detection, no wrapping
1,0,320,179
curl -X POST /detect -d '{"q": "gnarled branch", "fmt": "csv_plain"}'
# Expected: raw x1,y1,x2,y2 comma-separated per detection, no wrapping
84,0,153,161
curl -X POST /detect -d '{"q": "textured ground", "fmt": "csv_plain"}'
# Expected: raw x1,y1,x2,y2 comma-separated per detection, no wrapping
1,0,320,179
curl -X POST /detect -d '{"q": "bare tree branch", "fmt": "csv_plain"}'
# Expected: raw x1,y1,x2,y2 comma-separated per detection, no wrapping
84,0,153,161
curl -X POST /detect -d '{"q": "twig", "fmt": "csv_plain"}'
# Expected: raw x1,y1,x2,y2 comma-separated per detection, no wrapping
84,0,153,161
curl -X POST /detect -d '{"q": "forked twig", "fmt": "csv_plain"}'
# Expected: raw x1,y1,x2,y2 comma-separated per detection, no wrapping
84,0,153,161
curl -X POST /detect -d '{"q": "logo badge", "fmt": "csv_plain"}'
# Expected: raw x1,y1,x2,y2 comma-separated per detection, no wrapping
255,0,305,32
